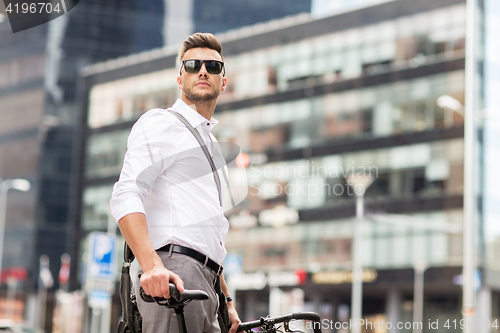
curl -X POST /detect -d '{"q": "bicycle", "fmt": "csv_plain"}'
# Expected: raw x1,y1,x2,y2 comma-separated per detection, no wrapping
140,283,323,333
237,312,323,333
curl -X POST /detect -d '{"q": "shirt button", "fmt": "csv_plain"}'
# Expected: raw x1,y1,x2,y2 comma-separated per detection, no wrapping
207,123,210,126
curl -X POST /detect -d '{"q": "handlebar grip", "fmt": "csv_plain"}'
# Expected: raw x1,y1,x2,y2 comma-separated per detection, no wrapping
237,319,261,332
139,287,159,303
290,312,321,322
288,312,322,333
140,283,179,303
140,283,209,304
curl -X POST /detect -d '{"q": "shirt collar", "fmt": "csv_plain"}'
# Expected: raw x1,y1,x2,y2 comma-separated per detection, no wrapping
171,99,219,132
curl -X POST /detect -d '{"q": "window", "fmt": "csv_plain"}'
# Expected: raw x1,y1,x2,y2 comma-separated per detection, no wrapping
82,185,114,231
88,69,178,128
86,130,129,179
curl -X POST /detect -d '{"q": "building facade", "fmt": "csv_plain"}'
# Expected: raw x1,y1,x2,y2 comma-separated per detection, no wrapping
78,0,500,331
0,18,46,322
0,0,168,328
1,0,314,329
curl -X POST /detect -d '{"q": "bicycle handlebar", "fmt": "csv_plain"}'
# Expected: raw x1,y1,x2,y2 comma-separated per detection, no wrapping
140,286,323,332
238,312,322,333
140,283,209,304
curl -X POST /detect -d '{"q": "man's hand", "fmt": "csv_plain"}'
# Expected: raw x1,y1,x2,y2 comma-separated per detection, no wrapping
228,302,242,333
118,213,184,299
140,264,184,299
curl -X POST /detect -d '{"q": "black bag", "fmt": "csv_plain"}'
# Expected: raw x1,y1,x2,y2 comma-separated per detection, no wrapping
215,274,231,333
117,243,142,333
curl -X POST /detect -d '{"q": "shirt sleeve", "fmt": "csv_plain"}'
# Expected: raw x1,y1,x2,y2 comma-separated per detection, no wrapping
110,109,177,222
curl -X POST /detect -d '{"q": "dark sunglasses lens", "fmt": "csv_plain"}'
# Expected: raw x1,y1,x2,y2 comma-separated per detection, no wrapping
205,61,223,74
184,60,201,73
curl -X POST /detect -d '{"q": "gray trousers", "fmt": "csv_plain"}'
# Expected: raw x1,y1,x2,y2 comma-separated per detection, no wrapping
135,251,221,333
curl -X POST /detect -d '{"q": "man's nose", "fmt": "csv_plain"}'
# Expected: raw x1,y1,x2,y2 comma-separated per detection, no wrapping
198,63,208,77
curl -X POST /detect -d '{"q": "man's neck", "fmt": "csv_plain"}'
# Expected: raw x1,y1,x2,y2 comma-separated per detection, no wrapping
181,96,217,120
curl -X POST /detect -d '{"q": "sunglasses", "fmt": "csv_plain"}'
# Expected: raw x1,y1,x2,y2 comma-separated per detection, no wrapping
180,59,225,75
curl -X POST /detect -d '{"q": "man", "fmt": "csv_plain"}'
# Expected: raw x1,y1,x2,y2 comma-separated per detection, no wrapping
110,33,241,333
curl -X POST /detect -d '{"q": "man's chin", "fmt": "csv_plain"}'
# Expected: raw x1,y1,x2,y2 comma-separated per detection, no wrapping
185,91,219,102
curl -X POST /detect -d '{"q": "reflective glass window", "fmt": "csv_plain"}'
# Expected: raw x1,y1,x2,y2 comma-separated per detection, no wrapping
82,184,114,231
86,130,129,179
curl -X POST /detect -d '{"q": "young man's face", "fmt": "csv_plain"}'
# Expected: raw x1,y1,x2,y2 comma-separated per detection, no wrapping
177,47,227,103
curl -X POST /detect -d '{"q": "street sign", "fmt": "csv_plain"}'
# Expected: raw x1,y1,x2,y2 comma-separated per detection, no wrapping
85,232,117,294
88,290,112,309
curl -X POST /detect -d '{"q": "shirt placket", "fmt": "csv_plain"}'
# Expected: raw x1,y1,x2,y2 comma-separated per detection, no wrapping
204,122,214,155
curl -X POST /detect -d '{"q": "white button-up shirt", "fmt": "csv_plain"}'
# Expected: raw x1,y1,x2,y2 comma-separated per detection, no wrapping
110,99,229,263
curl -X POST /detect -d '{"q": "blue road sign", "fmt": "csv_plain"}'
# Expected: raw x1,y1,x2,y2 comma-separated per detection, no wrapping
88,232,117,281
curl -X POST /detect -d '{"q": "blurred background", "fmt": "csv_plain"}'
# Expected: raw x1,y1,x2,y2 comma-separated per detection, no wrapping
0,0,499,332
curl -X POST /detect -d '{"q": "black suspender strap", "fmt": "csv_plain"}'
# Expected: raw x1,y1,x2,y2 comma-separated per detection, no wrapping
167,109,235,207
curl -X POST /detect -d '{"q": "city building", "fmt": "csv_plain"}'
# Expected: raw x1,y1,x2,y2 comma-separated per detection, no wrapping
1,0,314,330
0,0,167,327
0,20,46,322
77,0,500,331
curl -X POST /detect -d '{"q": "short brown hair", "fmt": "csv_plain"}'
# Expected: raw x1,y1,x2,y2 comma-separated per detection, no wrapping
178,32,223,63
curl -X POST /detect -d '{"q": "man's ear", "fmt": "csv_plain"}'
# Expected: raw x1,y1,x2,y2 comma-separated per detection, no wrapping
220,77,227,92
176,75,183,90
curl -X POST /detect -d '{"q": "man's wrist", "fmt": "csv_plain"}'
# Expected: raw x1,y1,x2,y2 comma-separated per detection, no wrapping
226,296,233,303
141,253,165,273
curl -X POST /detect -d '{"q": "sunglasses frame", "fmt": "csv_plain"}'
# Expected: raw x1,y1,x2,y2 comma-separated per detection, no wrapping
180,59,225,76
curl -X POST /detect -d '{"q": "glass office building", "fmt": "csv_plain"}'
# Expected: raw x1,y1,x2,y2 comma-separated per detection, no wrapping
0,0,168,325
0,20,46,321
1,0,313,329
78,0,500,330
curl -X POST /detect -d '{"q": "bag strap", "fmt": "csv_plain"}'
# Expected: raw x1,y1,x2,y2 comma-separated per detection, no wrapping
120,242,134,326
167,109,234,207
124,242,135,264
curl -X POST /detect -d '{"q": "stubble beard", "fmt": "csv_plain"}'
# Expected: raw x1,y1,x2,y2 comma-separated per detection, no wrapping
184,85,220,102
